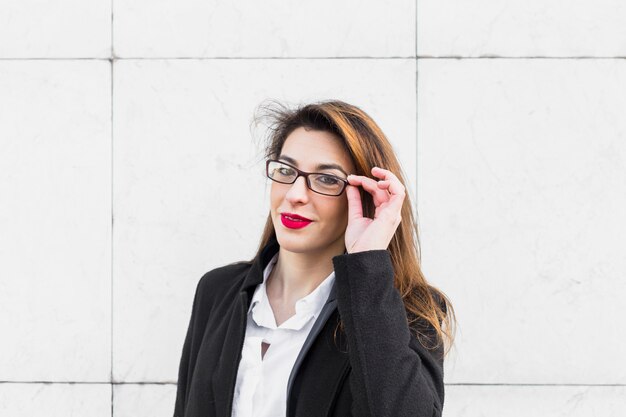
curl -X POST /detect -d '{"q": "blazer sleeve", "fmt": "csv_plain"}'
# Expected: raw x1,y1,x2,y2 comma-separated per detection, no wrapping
332,249,445,417
173,272,211,417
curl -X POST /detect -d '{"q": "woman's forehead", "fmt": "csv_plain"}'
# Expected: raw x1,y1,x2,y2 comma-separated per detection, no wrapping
280,129,354,172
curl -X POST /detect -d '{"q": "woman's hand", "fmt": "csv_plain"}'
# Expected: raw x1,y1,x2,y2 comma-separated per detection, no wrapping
344,166,406,254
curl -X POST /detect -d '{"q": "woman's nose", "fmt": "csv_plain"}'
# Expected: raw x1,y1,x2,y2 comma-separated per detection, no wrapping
285,176,311,201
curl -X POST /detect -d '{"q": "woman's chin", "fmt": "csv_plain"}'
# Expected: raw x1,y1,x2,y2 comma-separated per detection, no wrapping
275,232,319,253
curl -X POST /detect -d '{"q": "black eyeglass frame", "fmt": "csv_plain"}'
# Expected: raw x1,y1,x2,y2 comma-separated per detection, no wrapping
265,159,349,197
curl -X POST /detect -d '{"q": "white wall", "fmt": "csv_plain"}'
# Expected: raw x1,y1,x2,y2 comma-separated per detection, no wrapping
0,0,624,415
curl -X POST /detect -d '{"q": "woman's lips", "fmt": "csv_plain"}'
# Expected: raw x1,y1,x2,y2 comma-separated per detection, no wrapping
280,213,313,229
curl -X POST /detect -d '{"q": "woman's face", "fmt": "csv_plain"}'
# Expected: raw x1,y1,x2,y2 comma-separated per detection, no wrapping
270,126,356,255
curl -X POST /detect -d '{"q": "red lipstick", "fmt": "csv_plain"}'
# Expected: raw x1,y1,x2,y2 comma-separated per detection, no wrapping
280,212,313,229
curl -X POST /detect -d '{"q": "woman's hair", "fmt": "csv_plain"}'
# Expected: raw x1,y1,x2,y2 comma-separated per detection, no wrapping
248,99,456,358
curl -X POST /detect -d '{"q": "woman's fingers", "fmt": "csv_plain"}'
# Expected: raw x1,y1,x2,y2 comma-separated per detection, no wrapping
345,183,364,220
371,167,405,196
376,180,391,191
347,174,390,206
370,167,406,218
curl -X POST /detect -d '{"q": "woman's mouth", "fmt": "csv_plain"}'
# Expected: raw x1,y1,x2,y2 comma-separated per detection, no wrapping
280,213,313,229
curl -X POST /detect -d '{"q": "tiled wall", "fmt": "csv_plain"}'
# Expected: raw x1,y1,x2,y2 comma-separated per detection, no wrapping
1,1,624,416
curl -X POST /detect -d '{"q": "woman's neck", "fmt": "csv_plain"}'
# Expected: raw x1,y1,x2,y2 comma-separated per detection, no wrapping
266,241,344,304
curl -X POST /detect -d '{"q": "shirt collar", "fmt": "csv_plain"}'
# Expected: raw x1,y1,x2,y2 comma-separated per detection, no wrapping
248,252,336,330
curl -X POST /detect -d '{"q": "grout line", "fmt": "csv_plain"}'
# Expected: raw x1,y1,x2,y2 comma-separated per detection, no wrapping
417,55,626,59
111,0,115,59
0,381,625,387
0,57,111,61
0,56,414,60
0,381,176,385
1,56,626,61
415,0,418,211
110,0,115,412
445,383,626,387
110,60,114,415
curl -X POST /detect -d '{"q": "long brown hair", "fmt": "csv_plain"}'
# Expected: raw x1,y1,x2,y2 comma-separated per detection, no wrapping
248,99,456,358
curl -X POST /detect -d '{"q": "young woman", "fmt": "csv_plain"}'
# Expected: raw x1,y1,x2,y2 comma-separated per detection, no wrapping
174,100,456,417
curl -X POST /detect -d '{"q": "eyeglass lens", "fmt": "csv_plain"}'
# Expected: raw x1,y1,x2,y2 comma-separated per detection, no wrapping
267,161,344,196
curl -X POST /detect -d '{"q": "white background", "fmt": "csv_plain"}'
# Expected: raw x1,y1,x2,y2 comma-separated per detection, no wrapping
1,0,625,415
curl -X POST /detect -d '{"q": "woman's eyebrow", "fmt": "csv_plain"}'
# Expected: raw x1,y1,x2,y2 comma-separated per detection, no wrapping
278,155,348,177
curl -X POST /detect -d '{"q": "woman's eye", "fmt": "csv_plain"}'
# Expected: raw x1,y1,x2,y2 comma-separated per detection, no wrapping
318,175,339,185
278,167,295,176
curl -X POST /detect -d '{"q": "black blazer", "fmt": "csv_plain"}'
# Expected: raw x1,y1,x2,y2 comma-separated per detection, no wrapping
174,236,445,417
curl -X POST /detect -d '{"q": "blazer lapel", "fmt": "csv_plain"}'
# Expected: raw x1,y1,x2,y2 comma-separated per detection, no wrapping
210,291,248,417
286,281,337,401
286,305,350,417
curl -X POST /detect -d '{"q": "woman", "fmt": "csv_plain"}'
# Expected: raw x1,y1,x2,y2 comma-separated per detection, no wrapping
174,100,456,417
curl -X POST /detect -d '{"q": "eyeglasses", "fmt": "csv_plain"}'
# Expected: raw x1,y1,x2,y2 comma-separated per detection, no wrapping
265,159,349,197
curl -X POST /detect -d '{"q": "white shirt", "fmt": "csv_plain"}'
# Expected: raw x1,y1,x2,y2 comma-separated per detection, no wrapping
231,252,336,417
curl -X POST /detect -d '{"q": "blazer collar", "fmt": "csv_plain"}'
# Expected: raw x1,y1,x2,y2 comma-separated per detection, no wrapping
240,234,279,294
239,234,337,303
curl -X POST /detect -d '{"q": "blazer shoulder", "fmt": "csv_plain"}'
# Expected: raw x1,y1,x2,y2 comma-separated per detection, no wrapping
194,259,253,301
